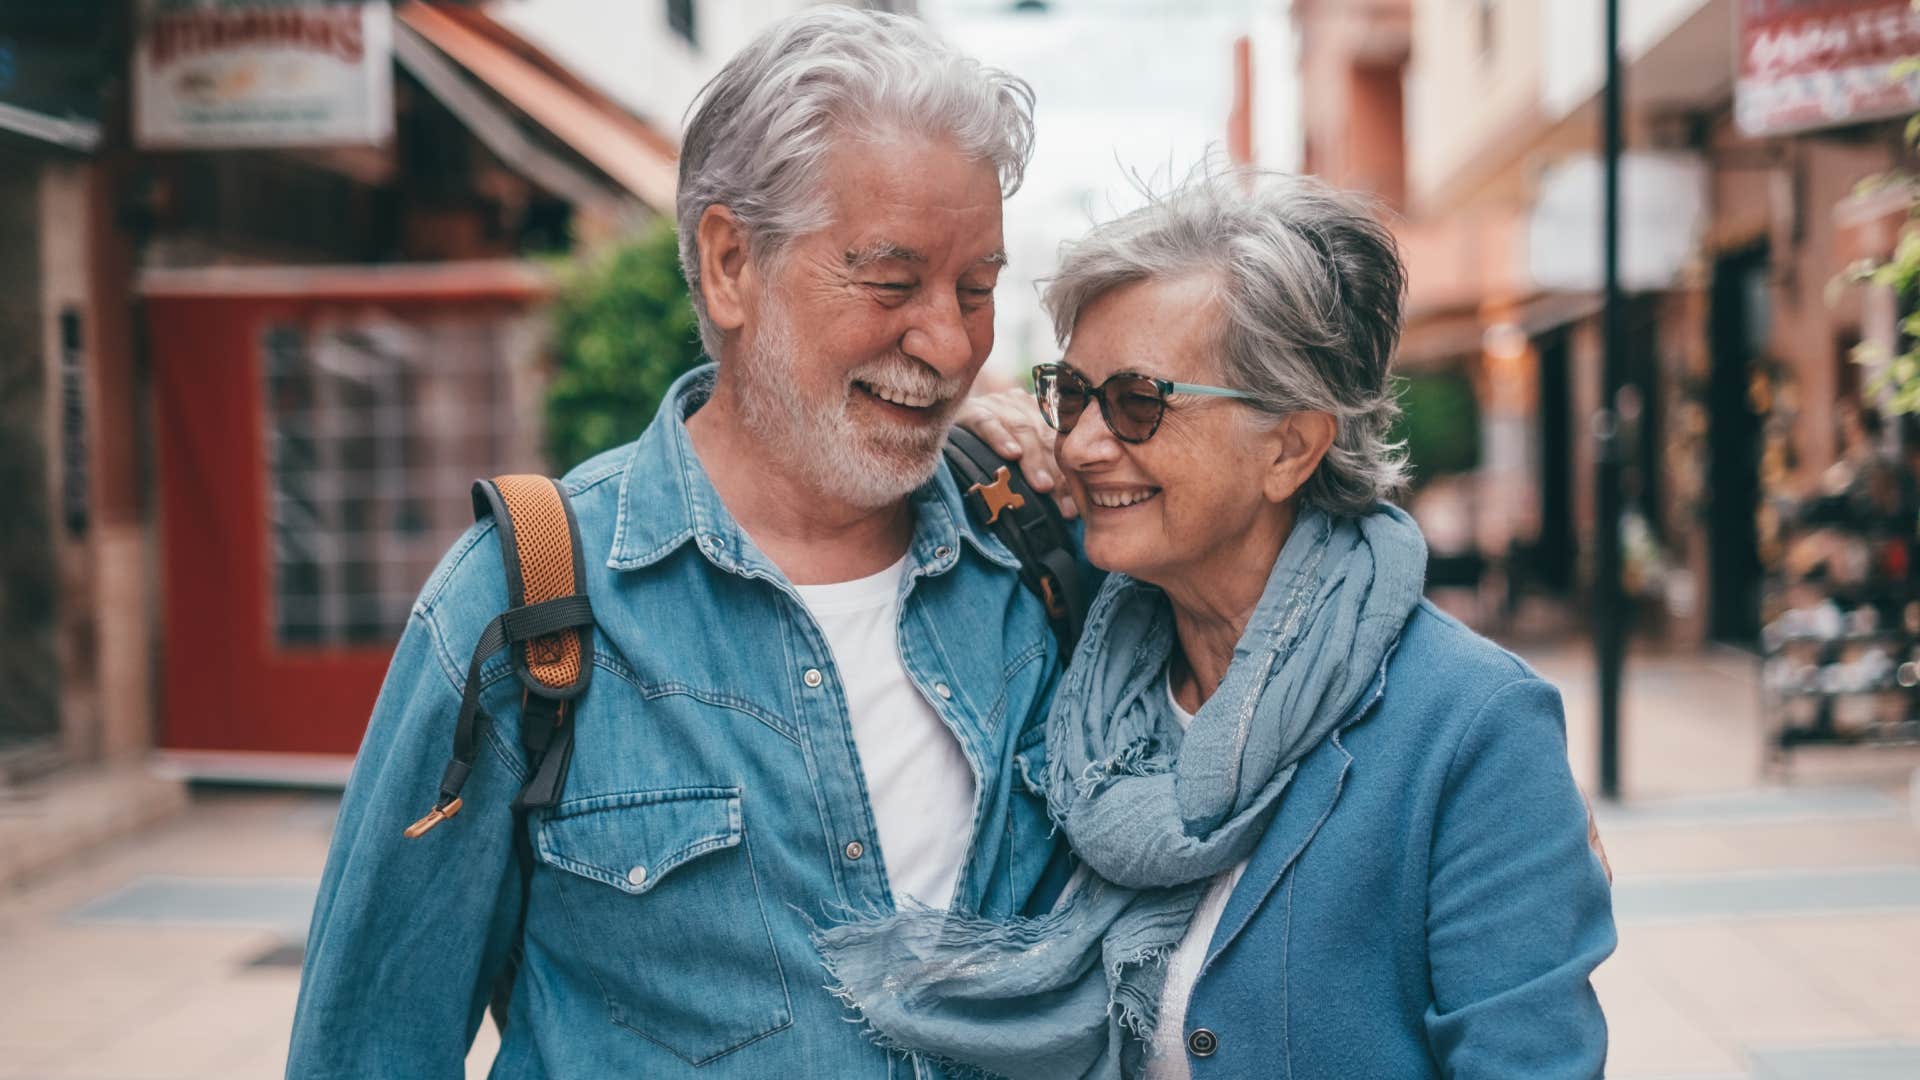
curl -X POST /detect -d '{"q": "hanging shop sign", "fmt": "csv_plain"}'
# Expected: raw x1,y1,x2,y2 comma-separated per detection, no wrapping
134,0,392,148
1736,0,1920,138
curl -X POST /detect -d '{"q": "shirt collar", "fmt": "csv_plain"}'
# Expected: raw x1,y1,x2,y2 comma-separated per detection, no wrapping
608,363,1019,577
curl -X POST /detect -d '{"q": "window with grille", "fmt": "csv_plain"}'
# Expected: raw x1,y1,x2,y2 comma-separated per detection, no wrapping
263,312,538,647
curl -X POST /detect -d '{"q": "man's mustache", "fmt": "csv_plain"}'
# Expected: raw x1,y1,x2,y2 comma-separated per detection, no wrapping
847,358,967,408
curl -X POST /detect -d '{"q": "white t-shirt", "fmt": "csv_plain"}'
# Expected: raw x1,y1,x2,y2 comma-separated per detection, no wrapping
1146,677,1252,1080
793,556,977,910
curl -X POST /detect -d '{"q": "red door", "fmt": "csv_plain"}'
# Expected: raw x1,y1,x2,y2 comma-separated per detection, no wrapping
145,263,550,778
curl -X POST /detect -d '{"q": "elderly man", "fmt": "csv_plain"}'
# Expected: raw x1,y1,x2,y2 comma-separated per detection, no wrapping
287,10,1060,1078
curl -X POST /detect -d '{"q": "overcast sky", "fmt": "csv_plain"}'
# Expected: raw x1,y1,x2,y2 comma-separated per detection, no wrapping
496,0,1289,375
922,0,1269,373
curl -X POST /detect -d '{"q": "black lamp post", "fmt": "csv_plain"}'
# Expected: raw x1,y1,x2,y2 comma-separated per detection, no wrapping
1596,0,1626,802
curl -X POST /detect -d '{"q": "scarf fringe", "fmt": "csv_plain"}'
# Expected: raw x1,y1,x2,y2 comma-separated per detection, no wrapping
814,904,1045,1080
814,900,1183,1080
819,977,1006,1080
1071,735,1168,801
1104,937,1179,1043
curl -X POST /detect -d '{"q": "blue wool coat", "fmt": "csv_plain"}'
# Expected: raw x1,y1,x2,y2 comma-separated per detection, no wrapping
1170,600,1615,1079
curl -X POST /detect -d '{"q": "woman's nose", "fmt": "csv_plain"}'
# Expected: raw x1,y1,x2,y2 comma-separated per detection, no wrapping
1057,408,1121,470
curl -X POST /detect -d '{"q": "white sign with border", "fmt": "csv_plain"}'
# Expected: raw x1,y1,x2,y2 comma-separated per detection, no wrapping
135,1,392,149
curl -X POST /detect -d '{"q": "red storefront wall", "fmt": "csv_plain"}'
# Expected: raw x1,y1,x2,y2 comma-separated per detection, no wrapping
144,263,549,777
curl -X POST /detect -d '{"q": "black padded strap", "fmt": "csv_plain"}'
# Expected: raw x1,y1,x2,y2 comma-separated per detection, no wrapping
1037,547,1087,651
943,427,1088,654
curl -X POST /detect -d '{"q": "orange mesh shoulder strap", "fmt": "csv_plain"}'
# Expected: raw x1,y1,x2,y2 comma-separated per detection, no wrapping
472,476,593,699
405,475,595,838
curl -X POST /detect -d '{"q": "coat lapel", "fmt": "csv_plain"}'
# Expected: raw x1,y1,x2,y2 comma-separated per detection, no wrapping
1199,646,1392,970
1201,730,1351,969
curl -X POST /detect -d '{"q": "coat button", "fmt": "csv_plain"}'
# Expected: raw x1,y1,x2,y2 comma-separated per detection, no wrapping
844,840,865,860
1187,1028,1217,1057
627,865,648,887
804,668,823,688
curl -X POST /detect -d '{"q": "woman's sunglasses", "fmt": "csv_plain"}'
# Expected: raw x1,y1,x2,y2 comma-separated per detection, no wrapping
1030,361,1257,444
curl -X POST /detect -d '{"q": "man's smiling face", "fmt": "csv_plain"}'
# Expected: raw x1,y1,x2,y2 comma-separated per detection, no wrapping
730,131,1006,507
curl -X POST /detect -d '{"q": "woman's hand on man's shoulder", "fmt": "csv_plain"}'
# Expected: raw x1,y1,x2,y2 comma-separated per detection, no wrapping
953,388,1077,519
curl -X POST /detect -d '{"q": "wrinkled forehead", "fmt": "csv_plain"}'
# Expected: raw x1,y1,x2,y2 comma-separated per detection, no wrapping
840,239,1008,272
809,133,1008,267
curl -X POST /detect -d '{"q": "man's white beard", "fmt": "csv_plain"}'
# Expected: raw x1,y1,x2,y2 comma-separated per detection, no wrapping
733,297,961,510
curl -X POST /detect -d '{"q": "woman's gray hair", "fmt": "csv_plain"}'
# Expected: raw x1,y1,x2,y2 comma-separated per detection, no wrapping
676,7,1036,356
1044,167,1410,516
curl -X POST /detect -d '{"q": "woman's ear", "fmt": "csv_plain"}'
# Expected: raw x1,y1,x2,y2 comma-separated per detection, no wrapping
1263,412,1338,505
697,205,755,337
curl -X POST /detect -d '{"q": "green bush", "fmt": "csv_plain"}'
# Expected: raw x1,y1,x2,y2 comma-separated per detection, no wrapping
1392,371,1481,481
544,221,707,472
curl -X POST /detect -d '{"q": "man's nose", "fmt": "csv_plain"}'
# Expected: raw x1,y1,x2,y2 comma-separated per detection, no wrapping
902,293,976,378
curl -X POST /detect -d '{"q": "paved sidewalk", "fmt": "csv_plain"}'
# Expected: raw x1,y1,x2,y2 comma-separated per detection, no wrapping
0,640,1916,1078
1529,641,1920,1079
0,788,499,1080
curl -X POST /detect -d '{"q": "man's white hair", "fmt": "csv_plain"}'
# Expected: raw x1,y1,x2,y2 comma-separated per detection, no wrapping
675,7,1036,357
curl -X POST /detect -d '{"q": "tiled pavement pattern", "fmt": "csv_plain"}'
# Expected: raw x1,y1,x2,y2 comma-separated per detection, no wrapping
0,642,1917,1078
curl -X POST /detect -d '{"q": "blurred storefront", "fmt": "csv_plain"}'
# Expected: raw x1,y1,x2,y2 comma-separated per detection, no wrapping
4,1,679,784
140,1,678,780
1280,0,1920,651
1278,0,1920,755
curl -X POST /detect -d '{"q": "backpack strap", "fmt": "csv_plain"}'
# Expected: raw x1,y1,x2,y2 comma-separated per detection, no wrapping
404,475,595,839
943,428,1089,655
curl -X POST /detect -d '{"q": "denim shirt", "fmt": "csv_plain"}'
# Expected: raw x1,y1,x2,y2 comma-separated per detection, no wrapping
288,366,1065,1079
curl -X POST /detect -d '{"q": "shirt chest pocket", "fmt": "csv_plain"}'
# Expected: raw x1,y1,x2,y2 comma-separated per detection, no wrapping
534,787,794,1065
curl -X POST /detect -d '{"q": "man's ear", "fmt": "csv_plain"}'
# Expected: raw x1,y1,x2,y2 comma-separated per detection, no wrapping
1263,412,1338,505
697,205,755,337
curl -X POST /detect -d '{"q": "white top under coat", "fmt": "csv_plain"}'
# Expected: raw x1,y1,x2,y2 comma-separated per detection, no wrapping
1146,677,1251,1080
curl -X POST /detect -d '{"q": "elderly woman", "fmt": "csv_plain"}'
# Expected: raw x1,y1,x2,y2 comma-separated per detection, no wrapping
816,169,1615,1080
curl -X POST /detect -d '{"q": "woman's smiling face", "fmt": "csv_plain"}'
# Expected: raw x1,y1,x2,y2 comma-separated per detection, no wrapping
1055,273,1298,590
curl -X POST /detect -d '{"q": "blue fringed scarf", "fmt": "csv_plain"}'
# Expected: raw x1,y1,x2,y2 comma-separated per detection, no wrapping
813,504,1428,1079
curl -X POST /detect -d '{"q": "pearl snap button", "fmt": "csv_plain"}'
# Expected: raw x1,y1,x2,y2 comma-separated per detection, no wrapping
844,840,865,860
804,668,823,688
934,683,952,700
627,865,648,887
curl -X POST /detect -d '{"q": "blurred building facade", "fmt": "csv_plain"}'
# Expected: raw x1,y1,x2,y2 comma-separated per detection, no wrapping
2,0,688,783
1277,0,1920,653
4,0,930,787
2,2,145,780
